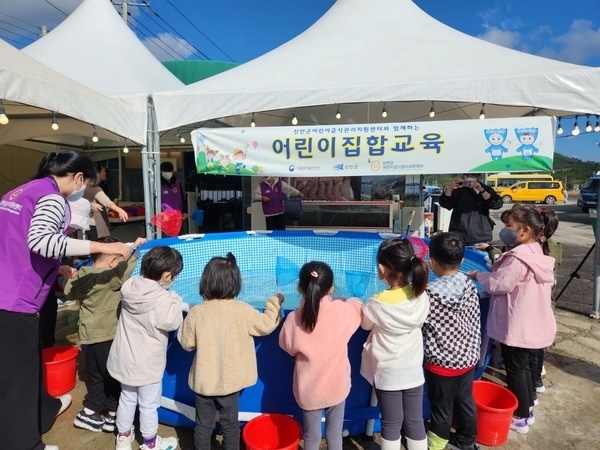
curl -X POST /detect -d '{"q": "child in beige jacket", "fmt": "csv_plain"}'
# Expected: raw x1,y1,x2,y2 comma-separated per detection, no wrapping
177,252,283,450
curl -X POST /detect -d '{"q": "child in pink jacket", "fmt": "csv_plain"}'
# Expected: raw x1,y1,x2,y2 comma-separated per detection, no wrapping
279,261,362,450
469,204,556,435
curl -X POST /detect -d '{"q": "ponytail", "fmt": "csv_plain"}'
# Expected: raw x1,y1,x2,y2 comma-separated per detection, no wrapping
410,256,428,297
298,261,334,332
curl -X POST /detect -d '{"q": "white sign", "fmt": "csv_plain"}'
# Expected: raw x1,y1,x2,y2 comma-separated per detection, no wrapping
191,116,555,177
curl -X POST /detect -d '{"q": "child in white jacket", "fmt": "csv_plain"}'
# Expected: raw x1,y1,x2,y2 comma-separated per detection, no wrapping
107,246,186,450
361,237,430,450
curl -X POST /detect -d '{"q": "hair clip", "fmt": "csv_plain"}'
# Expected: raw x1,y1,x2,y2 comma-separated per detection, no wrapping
310,271,318,278
410,256,415,263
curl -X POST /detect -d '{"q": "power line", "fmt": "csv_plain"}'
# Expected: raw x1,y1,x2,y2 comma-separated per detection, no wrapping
138,6,206,60
128,16,183,60
0,18,39,37
44,0,68,17
0,25,36,43
0,12,41,32
139,2,210,60
159,0,236,62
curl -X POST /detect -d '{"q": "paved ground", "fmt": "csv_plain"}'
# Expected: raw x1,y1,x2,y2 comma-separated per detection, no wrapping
42,200,600,449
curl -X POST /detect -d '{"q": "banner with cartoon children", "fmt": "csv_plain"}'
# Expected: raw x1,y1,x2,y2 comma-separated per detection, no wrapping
191,116,555,177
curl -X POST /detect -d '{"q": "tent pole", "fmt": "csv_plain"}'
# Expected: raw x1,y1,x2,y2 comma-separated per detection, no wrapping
142,95,161,240
117,148,123,203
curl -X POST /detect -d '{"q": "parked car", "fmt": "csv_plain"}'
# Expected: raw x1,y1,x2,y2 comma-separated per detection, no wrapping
425,185,441,195
577,177,600,212
499,180,564,205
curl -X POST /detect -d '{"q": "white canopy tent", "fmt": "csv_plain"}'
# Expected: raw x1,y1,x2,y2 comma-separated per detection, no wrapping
22,0,184,97
0,39,146,150
153,0,600,132
22,0,186,235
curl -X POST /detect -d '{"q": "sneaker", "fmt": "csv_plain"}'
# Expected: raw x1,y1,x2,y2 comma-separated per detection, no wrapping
527,407,535,426
57,394,72,416
73,409,104,432
103,414,116,433
45,446,59,450
116,427,135,450
534,380,546,393
139,435,178,450
57,299,76,308
447,434,481,450
533,395,539,406
510,416,529,434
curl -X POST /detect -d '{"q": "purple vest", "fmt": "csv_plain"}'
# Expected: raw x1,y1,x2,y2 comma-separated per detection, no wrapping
161,179,183,212
0,177,69,313
260,179,284,216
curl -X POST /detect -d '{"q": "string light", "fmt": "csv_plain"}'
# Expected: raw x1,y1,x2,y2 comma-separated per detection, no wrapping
585,115,592,132
595,115,600,132
335,105,341,120
177,132,185,144
51,111,59,131
556,118,563,135
381,103,388,118
122,143,129,154
250,113,256,127
572,116,580,136
0,99,8,125
479,103,486,120
292,110,298,125
429,101,435,118
91,125,99,143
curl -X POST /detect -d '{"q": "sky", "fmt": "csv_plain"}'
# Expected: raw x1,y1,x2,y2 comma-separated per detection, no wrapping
1,0,599,160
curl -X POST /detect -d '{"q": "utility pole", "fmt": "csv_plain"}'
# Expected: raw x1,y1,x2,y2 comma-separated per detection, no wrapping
112,0,148,23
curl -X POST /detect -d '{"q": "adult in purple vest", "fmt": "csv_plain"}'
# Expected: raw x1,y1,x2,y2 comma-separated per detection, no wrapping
0,150,132,450
254,177,304,230
160,161,187,235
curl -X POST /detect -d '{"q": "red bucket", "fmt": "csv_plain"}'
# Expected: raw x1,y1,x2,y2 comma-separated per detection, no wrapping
242,414,302,450
473,380,518,446
43,346,79,397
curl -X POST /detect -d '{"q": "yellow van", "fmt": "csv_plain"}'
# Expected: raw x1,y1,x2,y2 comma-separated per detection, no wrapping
499,180,565,204
487,173,554,191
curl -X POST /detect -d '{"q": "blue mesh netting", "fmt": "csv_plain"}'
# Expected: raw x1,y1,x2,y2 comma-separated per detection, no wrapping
135,231,489,309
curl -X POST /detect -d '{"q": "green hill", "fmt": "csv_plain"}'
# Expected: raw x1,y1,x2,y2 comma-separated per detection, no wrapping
423,153,600,190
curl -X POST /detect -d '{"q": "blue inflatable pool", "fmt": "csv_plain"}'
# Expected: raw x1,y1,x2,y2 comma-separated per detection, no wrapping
135,230,492,436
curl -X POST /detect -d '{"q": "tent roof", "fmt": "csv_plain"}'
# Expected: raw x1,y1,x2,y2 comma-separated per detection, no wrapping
153,0,600,132
22,0,184,96
0,39,147,150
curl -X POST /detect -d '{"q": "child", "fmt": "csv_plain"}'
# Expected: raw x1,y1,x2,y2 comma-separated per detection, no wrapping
107,246,186,450
529,207,563,398
360,237,429,450
422,233,481,450
177,252,283,450
64,236,146,433
279,261,363,450
468,204,556,434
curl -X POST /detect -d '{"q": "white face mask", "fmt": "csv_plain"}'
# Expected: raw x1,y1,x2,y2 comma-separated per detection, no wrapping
67,178,87,202
162,172,173,181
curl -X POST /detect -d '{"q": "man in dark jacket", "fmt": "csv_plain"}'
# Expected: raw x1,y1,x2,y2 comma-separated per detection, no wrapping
439,174,503,245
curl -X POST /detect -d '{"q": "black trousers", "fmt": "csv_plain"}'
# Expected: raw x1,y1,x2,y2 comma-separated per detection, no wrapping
0,309,61,450
194,391,240,450
501,344,534,418
528,348,544,390
425,368,477,445
265,214,286,231
82,341,121,413
39,290,58,349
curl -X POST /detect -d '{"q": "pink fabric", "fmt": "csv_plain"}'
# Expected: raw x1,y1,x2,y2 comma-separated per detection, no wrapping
476,242,556,349
279,295,362,411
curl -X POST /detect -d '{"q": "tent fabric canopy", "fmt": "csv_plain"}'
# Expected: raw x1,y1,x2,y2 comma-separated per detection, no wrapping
153,0,600,132
0,39,147,149
22,0,184,97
